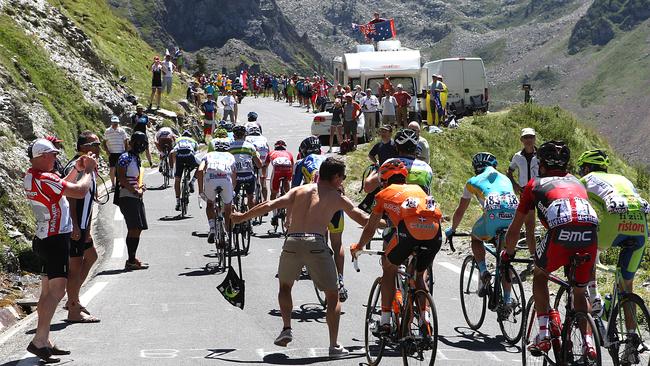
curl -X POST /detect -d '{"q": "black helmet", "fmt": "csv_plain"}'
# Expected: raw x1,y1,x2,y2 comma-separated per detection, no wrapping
232,125,247,137
182,130,192,137
471,152,498,175
299,136,321,157
219,120,233,132
274,140,287,150
394,129,418,154
247,111,258,121
538,140,570,170
130,131,149,154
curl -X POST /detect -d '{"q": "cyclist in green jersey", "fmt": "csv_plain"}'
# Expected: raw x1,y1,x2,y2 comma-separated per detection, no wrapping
172,131,200,211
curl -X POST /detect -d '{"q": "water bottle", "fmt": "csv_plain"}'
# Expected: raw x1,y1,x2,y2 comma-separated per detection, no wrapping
603,294,612,320
393,289,403,315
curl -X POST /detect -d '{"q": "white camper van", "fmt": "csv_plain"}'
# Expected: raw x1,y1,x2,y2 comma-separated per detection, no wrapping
421,57,488,117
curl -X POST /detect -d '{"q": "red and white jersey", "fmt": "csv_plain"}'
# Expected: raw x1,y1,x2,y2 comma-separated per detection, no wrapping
24,168,72,239
266,150,294,171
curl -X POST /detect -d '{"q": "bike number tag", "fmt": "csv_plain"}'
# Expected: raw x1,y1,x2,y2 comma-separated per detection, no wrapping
605,195,629,214
575,197,598,225
545,198,572,228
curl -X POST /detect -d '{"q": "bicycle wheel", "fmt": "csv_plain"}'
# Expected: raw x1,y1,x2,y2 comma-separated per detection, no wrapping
216,221,227,272
365,277,386,366
181,172,189,217
561,311,602,365
401,289,437,366
314,281,327,309
498,264,526,344
609,293,650,366
162,157,169,188
459,255,487,330
425,263,434,295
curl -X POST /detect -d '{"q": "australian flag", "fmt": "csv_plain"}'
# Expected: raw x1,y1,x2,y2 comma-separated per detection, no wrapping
352,19,396,42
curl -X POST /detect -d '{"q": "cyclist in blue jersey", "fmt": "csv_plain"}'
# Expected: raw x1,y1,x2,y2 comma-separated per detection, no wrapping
292,136,348,302
445,152,519,305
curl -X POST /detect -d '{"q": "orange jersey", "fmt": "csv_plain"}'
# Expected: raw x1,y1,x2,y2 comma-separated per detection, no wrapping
373,184,442,240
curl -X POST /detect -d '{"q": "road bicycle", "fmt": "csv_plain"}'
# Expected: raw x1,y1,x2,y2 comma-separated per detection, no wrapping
232,183,252,255
252,171,264,226
522,253,603,365
160,149,171,188
268,178,288,236
180,165,193,217
210,186,228,271
449,229,531,344
354,244,438,366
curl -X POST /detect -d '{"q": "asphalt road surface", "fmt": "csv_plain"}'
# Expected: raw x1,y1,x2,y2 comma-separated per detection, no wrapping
0,97,615,365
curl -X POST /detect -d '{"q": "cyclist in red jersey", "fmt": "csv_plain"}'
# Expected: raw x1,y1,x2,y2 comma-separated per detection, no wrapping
267,140,294,227
503,141,599,359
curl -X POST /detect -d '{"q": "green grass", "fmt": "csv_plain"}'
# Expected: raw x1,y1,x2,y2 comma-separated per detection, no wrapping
423,35,455,62
473,38,507,65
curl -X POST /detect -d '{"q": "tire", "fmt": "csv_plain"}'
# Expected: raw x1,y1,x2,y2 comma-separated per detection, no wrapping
498,264,526,344
608,293,650,366
426,263,434,295
401,289,437,366
459,255,487,330
161,158,169,188
522,296,552,366
314,282,327,309
181,176,189,217
561,311,602,365
364,277,386,366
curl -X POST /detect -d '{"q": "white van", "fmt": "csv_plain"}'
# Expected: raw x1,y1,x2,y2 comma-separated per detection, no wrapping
421,57,489,117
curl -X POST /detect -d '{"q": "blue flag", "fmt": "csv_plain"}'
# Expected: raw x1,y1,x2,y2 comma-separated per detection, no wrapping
352,19,397,42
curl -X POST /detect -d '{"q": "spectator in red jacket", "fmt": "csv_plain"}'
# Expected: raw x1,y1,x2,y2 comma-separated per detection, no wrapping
393,84,412,128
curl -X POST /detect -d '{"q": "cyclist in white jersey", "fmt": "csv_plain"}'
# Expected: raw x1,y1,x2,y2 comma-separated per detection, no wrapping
197,138,237,244
245,124,270,202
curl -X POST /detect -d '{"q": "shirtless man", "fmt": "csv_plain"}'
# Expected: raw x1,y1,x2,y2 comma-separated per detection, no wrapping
232,157,370,358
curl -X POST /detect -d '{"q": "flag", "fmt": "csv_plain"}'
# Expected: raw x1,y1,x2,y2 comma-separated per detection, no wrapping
352,19,396,42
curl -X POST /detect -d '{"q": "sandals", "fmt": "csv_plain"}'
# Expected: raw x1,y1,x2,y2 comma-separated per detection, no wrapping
64,315,101,324
27,342,60,364
63,304,91,315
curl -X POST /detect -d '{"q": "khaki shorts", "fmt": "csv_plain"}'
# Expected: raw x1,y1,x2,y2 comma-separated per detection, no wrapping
278,236,338,291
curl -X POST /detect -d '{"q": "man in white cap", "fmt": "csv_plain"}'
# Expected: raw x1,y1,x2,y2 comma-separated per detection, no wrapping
507,127,539,254
103,115,129,188
24,138,97,363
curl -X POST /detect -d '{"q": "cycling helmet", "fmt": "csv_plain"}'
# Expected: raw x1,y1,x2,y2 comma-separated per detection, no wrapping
577,149,610,169
247,125,261,136
274,140,287,150
379,159,408,182
538,140,570,170
213,128,228,139
232,125,247,138
471,152,498,175
299,136,321,157
212,138,231,152
182,130,192,137
130,131,149,154
394,129,418,154
247,111,258,121
219,120,233,132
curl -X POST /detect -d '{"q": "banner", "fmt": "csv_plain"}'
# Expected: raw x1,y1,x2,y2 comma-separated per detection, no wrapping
352,19,396,42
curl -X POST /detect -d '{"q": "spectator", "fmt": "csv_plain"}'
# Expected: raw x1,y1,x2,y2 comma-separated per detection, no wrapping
333,84,344,100
304,78,314,112
103,116,129,187
63,131,101,324
161,53,175,95
45,135,66,177
342,93,361,150
187,81,201,109
24,138,96,363
393,84,412,128
360,88,380,140
506,127,539,254
429,74,447,126
201,93,219,139
130,105,154,167
353,85,363,103
380,89,397,126
174,47,184,73
408,121,430,164
329,98,344,153
221,90,236,122
369,11,387,24
148,56,163,110
368,125,397,165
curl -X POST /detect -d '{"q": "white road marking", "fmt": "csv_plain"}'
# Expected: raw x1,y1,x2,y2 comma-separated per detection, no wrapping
184,251,191,257
79,282,108,306
438,261,461,274
486,352,502,361
114,209,124,221
112,238,126,258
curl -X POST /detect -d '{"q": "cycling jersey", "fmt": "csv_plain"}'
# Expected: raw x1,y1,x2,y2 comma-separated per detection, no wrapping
202,151,236,204
155,127,175,141
245,135,270,164
173,136,198,157
581,171,649,279
267,150,294,192
229,140,259,175
398,156,433,193
24,169,72,239
244,121,263,134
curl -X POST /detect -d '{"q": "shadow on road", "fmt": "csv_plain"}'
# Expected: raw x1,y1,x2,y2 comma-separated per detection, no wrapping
146,185,168,191
437,326,522,353
159,215,192,221
196,346,364,364
178,266,225,277
268,304,329,323
25,321,71,334
193,231,209,238
95,269,127,276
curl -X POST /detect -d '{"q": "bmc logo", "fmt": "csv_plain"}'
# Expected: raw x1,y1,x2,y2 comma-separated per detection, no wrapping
557,229,592,242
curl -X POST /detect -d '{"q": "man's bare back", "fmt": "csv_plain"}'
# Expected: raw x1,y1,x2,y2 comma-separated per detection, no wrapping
286,183,349,237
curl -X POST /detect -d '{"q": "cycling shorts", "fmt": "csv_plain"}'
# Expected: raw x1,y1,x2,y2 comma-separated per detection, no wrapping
328,210,345,234
271,167,292,192
157,137,173,153
384,221,442,272
70,228,94,258
535,226,598,286
236,172,256,195
598,211,647,251
175,154,199,178
203,174,234,205
472,208,515,241
32,233,70,279
609,234,646,280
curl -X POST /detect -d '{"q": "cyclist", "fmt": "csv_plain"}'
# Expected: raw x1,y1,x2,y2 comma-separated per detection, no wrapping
245,124,270,203
217,120,234,141
155,125,176,176
445,152,518,306
292,136,349,302
267,140,294,227
503,141,599,358
172,130,199,211
230,125,262,210
197,138,237,244
245,111,263,134
577,149,649,362
351,159,442,335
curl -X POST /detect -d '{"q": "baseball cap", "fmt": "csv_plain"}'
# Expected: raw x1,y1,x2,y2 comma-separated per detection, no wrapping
379,124,393,132
110,116,120,124
45,135,63,143
521,128,536,137
28,138,60,159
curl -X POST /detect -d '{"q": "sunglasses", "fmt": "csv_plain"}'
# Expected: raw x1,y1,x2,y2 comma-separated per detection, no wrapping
82,141,101,147
522,135,535,139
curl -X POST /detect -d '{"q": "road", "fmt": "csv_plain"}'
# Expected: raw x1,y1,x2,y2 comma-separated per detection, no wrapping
0,97,612,365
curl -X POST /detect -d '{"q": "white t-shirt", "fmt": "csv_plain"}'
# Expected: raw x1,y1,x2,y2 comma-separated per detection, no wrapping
222,96,236,110
509,149,539,187
104,126,128,154
162,60,174,78
361,95,379,112
381,96,396,116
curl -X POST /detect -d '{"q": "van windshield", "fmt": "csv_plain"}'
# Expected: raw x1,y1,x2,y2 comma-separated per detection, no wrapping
366,77,415,97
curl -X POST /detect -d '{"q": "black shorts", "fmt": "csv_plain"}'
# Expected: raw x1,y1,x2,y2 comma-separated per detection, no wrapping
174,153,199,178
384,221,442,272
109,153,122,168
119,197,148,230
236,173,256,195
32,233,71,279
70,228,94,257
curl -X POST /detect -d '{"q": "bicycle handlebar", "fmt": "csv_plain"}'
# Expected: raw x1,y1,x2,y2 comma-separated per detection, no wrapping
352,249,385,272
444,232,470,253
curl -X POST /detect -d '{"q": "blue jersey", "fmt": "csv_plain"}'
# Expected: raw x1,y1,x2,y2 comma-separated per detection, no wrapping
462,166,518,212
292,154,326,187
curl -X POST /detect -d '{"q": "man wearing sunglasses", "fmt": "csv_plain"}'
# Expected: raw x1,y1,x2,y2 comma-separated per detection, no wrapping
62,131,101,323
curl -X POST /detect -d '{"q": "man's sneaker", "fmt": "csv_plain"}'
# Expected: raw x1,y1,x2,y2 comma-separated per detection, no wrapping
329,344,349,358
207,230,215,244
478,271,491,297
338,284,348,303
274,327,292,347
528,334,551,356
622,333,640,364
175,202,181,211
497,300,517,321
125,259,149,271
